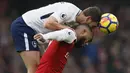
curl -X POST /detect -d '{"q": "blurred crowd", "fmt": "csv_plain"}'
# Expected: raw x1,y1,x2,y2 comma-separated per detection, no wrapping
0,0,130,73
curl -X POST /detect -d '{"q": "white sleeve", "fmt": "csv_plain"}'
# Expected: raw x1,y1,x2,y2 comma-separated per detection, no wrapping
51,3,81,23
41,28,77,44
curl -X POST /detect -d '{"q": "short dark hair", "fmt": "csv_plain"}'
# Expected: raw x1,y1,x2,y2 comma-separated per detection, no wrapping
71,23,92,32
71,23,93,42
83,6,102,23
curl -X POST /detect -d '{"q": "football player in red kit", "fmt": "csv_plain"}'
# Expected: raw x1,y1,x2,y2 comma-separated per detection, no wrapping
34,24,93,73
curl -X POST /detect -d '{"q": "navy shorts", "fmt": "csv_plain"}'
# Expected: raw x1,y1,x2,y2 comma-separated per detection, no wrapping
11,17,39,52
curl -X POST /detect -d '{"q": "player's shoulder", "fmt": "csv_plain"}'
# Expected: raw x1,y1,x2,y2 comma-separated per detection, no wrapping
54,2,78,8
63,28,77,43
63,28,75,32
54,2,74,5
62,28,76,36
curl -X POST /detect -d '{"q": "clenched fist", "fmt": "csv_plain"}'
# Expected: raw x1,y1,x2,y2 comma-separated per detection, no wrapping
34,33,45,44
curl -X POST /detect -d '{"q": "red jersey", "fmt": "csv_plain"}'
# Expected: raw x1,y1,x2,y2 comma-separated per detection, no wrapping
36,40,74,73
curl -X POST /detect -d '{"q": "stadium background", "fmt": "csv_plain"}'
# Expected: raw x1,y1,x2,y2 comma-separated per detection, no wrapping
0,0,130,73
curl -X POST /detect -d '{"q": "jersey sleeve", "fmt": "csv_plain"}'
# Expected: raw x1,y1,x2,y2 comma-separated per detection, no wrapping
51,3,82,23
41,28,77,44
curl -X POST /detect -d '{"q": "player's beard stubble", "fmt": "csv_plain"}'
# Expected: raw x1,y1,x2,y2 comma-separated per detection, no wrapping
74,38,86,48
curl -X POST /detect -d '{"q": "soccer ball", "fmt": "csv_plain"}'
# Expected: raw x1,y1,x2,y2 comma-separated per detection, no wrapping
99,13,119,34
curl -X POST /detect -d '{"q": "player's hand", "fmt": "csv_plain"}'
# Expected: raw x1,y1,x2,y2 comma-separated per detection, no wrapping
34,33,45,44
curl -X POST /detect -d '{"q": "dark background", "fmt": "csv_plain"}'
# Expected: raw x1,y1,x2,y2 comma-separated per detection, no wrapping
0,0,130,73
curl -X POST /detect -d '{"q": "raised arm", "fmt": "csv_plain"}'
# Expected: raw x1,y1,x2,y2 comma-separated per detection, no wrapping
34,29,77,44
43,16,69,30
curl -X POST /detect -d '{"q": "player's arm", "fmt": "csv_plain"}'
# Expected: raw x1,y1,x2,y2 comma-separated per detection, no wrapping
34,29,77,44
43,4,81,30
44,16,69,30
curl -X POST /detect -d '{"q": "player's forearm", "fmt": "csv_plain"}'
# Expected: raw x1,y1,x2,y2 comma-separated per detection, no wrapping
44,22,69,30
40,30,66,41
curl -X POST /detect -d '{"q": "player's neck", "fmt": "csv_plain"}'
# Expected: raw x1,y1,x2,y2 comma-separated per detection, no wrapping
74,30,80,40
76,14,85,24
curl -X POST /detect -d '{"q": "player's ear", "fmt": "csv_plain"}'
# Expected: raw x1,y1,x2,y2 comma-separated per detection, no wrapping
81,29,87,35
86,16,92,23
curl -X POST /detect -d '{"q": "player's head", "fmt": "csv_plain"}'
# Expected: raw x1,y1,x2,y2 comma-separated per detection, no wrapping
77,6,102,28
72,24,93,47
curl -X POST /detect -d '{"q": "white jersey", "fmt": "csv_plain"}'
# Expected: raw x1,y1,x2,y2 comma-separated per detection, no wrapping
41,28,77,44
22,2,81,33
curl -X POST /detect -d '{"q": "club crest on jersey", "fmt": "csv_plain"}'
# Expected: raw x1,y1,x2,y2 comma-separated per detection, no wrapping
60,13,67,20
32,41,37,48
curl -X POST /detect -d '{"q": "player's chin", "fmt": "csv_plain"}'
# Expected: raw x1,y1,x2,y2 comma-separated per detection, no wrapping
74,45,83,48
74,40,85,48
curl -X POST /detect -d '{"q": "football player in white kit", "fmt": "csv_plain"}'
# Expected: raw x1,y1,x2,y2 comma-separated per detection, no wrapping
11,2,101,73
